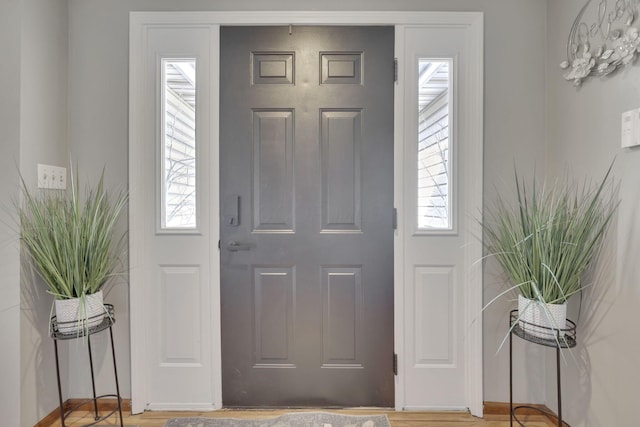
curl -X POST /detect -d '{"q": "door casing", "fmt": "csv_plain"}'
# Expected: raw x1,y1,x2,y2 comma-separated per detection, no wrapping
129,10,483,416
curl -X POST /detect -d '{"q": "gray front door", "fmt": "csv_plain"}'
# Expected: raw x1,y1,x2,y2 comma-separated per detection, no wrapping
220,26,394,407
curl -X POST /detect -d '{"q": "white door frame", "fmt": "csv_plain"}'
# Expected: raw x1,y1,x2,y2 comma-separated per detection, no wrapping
129,10,483,416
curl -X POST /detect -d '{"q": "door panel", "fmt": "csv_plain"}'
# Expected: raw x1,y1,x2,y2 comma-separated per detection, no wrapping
321,109,362,231
253,267,295,366
322,267,363,366
252,109,294,231
131,25,217,410
220,26,394,407
397,23,483,410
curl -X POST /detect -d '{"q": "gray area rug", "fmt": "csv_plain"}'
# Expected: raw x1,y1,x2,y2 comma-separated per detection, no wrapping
163,412,391,427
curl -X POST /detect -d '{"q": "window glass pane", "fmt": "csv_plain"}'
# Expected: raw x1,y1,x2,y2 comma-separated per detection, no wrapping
162,59,197,229
417,59,451,230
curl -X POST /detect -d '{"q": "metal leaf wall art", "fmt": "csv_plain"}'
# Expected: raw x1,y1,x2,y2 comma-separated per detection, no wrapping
560,0,640,86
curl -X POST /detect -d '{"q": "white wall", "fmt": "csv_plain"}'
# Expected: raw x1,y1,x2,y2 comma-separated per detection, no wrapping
65,0,548,408
546,2,640,426
19,0,69,425
0,1,23,425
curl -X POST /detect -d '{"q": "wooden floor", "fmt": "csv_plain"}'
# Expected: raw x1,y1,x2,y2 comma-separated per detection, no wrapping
48,408,556,427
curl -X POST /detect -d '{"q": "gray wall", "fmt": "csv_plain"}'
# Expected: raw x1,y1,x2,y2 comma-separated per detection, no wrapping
0,1,23,425
19,0,69,425
0,0,69,425
546,2,640,426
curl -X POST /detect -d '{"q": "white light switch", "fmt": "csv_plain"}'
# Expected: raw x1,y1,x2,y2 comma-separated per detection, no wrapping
37,164,67,189
621,108,640,148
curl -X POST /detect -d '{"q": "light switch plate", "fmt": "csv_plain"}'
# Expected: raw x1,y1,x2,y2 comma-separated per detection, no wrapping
37,164,67,189
621,108,640,148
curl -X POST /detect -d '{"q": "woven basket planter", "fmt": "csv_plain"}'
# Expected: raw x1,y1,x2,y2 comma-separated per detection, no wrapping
54,290,105,334
517,295,567,339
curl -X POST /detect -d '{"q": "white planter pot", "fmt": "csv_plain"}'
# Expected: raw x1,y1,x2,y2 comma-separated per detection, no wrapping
54,290,106,334
517,295,567,339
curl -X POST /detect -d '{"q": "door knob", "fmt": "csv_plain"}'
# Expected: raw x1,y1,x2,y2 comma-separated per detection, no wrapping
227,240,253,252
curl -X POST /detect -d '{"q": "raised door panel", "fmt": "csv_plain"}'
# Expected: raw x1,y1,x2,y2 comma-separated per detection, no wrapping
414,266,454,365
320,110,362,232
322,267,363,367
252,110,295,232
253,267,295,367
159,265,202,364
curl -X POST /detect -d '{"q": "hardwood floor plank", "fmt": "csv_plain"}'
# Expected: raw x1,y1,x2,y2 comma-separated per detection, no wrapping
45,408,556,427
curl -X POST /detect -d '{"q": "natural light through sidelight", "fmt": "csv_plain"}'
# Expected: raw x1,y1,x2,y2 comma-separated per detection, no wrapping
417,59,451,230
162,59,197,229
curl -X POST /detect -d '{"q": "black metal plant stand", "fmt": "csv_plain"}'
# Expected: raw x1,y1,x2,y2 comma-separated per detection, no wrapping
50,304,123,427
509,309,576,427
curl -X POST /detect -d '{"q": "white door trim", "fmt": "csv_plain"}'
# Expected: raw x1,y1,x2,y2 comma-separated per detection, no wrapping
129,10,483,416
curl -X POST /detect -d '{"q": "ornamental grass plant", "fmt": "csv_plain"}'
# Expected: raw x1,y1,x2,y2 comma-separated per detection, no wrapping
483,164,618,308
18,168,128,301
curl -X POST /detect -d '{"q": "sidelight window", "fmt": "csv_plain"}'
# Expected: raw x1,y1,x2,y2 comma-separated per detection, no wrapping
417,59,451,230
161,59,197,230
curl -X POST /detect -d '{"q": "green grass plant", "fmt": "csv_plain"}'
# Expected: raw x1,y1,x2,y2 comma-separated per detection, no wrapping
18,168,127,300
483,164,617,306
